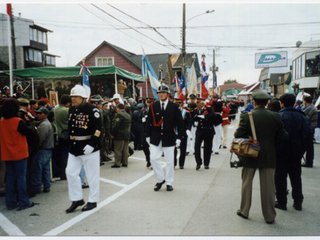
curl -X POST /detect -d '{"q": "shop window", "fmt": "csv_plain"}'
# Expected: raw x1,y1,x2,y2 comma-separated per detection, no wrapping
305,51,320,77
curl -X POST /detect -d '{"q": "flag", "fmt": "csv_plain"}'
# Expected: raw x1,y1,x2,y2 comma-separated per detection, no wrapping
213,75,217,92
188,61,197,96
80,63,91,103
178,73,186,100
7,4,12,17
142,55,160,100
173,75,180,98
201,58,208,98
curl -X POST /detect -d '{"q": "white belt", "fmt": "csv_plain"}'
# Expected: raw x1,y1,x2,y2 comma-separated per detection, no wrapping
222,117,229,120
70,135,91,141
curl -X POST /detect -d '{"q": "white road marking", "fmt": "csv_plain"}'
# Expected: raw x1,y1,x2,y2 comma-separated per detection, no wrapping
43,162,166,236
128,156,146,161
99,177,128,188
0,212,25,236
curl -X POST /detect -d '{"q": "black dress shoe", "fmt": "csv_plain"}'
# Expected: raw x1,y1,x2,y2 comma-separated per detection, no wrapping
17,202,34,211
146,162,151,167
196,165,201,170
186,152,189,155
100,162,105,166
215,152,219,155
82,183,89,189
121,164,127,167
266,220,275,224
111,165,121,168
82,202,97,211
275,201,287,210
204,166,209,169
179,166,184,169
66,200,85,213
154,180,165,191
293,202,302,211
167,185,174,191
301,163,313,168
223,146,227,149
237,210,248,219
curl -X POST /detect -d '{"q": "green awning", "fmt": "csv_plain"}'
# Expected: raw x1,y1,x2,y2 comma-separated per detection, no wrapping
3,65,144,82
285,72,292,85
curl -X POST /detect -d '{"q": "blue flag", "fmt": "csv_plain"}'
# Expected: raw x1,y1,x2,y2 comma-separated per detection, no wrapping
142,55,160,100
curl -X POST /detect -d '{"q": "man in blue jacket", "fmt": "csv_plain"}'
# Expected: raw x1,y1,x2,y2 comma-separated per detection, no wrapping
275,94,313,211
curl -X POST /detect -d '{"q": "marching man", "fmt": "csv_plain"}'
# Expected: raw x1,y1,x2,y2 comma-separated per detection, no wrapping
65,85,102,213
145,84,184,191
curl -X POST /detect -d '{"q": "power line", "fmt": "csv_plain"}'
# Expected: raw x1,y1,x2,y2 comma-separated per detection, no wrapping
106,3,179,50
91,4,175,51
78,4,163,52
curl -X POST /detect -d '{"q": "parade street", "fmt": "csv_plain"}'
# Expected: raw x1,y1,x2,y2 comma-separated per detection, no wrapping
0,115,319,237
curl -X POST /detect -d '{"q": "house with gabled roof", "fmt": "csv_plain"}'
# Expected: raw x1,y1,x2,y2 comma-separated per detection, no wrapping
77,41,202,98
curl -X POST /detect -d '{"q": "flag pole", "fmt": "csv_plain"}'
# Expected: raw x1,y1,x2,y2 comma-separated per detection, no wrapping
114,72,118,94
7,4,13,96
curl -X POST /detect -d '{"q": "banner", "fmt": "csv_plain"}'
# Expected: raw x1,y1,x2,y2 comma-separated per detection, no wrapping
178,73,186,100
79,63,92,103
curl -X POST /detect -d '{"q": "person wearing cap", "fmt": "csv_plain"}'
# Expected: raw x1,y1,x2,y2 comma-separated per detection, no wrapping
173,98,192,169
30,107,54,194
132,103,145,151
241,99,254,113
302,96,318,168
211,94,223,155
235,89,288,224
193,97,216,170
186,94,197,155
13,85,25,99
141,97,155,167
145,84,184,191
2,86,10,98
101,101,112,162
110,103,131,168
65,85,102,213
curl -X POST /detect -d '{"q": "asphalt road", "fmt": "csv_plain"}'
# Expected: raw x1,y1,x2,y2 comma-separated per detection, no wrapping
0,114,319,237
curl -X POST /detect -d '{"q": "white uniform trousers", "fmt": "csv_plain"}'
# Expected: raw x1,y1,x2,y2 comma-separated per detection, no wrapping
212,124,222,152
150,141,175,185
66,151,100,202
186,125,196,153
221,124,229,147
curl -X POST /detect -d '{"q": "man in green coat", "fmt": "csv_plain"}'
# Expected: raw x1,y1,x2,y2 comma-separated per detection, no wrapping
110,104,131,168
234,89,288,224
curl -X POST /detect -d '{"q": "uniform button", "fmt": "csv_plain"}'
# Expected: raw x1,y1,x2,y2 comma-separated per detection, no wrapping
161,133,163,135
201,127,203,129
73,142,76,145
72,131,74,133
73,119,75,121
74,114,76,116
72,125,74,127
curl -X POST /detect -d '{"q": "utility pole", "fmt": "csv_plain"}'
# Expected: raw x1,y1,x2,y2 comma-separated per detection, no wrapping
9,7,17,69
182,3,186,76
212,49,216,94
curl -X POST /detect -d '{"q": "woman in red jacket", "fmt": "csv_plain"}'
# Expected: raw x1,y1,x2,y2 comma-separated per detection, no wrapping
221,101,231,148
0,98,34,210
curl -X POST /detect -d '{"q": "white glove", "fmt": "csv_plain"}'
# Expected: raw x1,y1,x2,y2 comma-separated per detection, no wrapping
146,137,150,145
175,139,181,147
142,117,146,123
83,145,94,155
194,122,198,127
198,115,205,119
186,130,191,137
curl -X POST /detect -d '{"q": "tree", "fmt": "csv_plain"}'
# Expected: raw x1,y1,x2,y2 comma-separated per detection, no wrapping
224,79,238,84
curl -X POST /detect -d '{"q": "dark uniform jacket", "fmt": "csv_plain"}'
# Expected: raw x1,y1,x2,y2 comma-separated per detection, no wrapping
194,105,216,136
234,106,288,168
68,102,102,156
145,101,184,147
132,109,144,132
179,108,192,136
111,110,131,141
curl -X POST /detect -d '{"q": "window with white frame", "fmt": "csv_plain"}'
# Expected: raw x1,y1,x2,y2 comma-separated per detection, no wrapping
96,57,114,66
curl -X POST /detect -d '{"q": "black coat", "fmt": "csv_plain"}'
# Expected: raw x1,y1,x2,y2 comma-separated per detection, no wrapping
145,101,184,147
68,102,102,156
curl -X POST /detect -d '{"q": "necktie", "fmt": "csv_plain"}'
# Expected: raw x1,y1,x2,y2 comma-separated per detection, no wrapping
161,103,165,112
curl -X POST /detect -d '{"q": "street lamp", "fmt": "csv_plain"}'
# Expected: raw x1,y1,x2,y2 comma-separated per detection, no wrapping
186,9,215,24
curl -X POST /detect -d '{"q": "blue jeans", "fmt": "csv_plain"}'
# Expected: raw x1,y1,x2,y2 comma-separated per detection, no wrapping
30,149,52,191
79,165,86,185
5,159,32,210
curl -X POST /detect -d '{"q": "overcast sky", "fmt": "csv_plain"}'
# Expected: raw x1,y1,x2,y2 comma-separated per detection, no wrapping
2,1,320,86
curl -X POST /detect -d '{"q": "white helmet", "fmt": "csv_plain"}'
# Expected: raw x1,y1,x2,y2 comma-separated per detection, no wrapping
113,93,121,99
70,85,87,98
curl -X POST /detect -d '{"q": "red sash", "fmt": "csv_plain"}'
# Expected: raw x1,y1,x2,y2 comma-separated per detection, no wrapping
151,102,163,127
